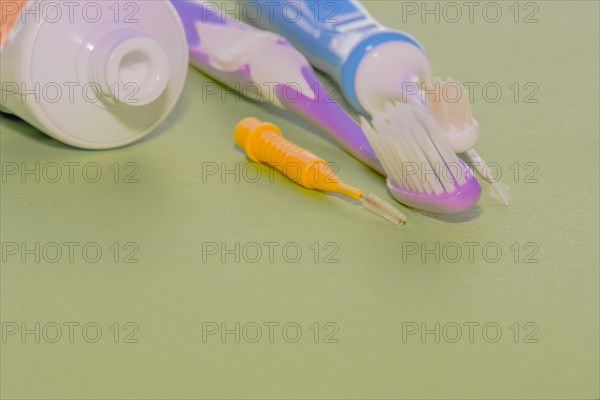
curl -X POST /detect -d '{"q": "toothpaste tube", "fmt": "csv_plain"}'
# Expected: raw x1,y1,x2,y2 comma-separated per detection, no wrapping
241,0,432,115
0,0,189,148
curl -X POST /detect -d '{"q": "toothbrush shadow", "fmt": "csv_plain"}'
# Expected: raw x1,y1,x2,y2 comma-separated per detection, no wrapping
415,205,482,223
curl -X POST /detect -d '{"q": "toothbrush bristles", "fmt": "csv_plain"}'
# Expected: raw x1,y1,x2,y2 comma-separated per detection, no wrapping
360,193,407,226
428,77,511,206
361,101,465,197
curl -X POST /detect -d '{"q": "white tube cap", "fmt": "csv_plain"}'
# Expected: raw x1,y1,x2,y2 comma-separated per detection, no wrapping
91,29,170,106
355,41,432,115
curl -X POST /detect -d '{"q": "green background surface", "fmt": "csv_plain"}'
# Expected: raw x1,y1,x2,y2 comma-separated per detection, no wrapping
1,1,599,399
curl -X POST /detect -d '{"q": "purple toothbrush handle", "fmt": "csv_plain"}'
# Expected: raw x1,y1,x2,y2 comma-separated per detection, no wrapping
172,0,383,174
171,0,257,87
276,67,384,175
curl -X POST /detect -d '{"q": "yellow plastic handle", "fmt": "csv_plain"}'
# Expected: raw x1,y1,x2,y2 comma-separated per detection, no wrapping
234,117,362,199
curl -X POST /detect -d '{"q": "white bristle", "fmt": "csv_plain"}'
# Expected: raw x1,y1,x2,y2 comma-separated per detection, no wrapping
428,77,511,206
361,101,464,195
430,77,474,133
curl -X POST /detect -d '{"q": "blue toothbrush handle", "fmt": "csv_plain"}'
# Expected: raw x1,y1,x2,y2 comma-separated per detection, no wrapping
242,0,431,114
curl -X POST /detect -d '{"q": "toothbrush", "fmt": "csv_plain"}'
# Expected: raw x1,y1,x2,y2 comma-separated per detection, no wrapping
242,0,503,205
425,78,511,205
361,100,481,213
235,117,407,225
171,0,481,213
172,0,381,173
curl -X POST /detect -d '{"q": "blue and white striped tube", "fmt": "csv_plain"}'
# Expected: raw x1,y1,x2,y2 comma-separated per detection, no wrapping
241,0,432,115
